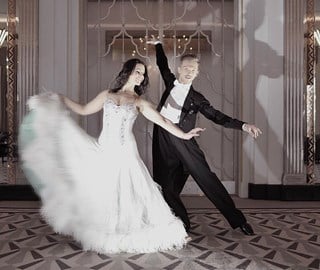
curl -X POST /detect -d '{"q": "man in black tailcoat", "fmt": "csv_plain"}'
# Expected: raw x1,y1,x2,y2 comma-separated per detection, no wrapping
148,37,262,235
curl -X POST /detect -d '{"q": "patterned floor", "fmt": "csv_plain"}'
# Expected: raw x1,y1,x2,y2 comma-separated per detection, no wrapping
0,207,320,270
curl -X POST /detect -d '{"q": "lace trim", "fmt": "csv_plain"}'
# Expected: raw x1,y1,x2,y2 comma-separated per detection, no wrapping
104,98,137,111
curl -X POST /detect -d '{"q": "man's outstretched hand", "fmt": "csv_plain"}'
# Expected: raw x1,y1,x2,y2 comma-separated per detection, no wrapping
242,124,262,139
146,35,159,45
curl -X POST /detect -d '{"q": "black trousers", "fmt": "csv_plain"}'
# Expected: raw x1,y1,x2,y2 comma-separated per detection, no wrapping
152,125,247,231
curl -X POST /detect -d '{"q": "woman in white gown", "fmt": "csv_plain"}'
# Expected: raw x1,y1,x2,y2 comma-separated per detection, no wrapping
19,58,204,254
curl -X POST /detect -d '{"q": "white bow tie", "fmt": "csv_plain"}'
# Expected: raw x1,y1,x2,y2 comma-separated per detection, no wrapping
174,79,191,90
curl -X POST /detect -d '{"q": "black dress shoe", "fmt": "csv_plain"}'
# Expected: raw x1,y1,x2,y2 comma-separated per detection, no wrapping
239,223,255,235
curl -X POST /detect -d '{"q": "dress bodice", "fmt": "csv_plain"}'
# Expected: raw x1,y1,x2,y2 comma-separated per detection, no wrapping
98,99,138,147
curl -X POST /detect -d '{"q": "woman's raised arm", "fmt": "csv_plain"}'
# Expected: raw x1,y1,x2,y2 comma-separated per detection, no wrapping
61,90,109,115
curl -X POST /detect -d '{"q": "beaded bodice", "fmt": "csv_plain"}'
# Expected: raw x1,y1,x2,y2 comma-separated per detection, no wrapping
98,99,138,147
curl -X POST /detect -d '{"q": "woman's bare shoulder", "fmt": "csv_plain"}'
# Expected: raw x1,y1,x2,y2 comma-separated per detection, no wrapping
135,97,156,111
101,89,111,95
135,96,145,105
98,89,112,99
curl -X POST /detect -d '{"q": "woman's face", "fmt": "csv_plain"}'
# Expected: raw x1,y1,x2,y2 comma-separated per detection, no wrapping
128,63,146,86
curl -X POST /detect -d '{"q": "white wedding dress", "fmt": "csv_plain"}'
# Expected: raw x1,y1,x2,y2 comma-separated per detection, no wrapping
19,92,188,254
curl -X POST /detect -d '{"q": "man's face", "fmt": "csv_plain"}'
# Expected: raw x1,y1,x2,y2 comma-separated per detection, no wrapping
177,58,199,84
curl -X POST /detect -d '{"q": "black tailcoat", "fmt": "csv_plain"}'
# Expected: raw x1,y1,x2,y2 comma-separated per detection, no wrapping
152,43,247,230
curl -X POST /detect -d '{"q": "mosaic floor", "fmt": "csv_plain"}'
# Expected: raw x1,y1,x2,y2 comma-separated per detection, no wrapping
0,207,319,270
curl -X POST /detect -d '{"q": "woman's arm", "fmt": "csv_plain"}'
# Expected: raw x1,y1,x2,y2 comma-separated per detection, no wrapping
136,98,204,140
61,90,108,115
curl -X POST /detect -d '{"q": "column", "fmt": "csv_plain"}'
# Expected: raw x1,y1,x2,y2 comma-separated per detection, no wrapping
17,0,39,126
282,0,306,184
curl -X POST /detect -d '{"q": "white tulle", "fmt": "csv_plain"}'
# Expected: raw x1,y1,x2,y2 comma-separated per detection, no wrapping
19,92,188,254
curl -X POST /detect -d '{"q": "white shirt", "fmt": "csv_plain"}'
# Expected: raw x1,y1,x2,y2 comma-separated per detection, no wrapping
160,80,191,123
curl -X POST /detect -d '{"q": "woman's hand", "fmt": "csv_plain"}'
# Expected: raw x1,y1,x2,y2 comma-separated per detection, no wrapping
182,127,206,140
58,94,66,103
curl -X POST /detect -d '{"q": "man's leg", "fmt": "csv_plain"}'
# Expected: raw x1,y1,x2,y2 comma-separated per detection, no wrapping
170,136,247,229
168,164,190,231
152,126,191,231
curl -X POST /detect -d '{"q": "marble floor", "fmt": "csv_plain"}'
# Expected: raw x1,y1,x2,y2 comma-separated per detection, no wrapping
0,199,319,270
1,163,320,269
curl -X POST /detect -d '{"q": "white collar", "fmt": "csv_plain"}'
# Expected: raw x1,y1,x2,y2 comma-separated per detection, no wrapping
173,79,192,89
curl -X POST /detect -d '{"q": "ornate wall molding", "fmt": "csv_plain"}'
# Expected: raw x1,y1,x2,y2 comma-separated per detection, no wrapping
282,0,306,184
305,0,316,183
3,0,39,185
6,0,17,183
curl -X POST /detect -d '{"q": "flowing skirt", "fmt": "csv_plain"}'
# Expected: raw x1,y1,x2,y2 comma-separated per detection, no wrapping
18,93,188,254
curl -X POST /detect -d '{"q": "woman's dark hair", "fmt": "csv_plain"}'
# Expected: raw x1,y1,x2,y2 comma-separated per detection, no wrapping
110,58,149,96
